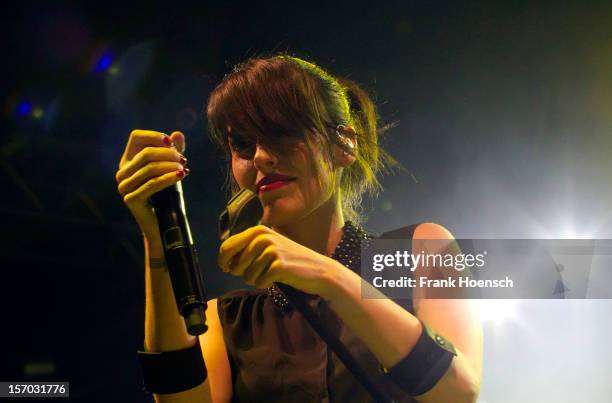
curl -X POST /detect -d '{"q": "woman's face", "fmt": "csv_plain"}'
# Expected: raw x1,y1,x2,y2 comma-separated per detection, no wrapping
229,134,336,228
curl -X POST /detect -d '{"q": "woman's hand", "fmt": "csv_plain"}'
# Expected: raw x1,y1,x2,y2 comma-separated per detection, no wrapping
115,129,188,243
218,225,341,296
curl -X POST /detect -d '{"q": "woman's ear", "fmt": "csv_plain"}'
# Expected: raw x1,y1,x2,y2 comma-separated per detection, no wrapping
332,125,357,168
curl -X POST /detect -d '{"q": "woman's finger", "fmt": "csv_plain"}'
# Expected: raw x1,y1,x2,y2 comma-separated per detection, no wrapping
118,161,185,196
120,129,174,165
228,234,272,277
116,146,185,184
218,226,269,270
243,245,276,286
123,168,189,207
253,258,282,289
170,131,186,154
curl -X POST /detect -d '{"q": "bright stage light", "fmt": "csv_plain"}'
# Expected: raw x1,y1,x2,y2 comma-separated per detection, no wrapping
477,299,519,325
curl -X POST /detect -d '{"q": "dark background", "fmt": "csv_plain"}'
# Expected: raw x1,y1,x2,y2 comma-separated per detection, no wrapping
2,1,611,401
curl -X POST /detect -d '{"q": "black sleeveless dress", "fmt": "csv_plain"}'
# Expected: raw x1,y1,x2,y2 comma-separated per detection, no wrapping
216,222,420,402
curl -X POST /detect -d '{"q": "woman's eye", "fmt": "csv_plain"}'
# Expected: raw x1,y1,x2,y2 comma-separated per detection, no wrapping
229,139,255,158
228,136,303,159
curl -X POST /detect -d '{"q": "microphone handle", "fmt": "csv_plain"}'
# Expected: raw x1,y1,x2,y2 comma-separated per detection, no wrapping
151,184,208,336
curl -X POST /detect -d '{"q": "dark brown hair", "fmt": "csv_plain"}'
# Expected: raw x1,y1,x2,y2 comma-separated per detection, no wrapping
206,54,399,224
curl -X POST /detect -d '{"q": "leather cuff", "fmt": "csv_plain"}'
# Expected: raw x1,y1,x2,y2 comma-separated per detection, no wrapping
137,338,207,394
384,320,457,396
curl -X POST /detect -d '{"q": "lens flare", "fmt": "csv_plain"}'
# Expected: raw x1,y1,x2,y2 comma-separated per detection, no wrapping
16,100,32,117
95,52,113,73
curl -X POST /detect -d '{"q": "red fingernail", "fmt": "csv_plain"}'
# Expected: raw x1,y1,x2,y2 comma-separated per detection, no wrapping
179,156,187,165
183,168,190,176
176,170,185,178
163,136,173,146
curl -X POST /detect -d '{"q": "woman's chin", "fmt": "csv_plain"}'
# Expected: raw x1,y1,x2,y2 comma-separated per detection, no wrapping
260,204,300,228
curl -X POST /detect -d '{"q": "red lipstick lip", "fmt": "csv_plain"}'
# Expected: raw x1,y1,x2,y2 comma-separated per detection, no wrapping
256,174,296,192
258,180,294,193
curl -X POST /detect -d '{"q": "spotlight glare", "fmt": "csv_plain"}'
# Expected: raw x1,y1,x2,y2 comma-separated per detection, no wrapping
477,299,518,325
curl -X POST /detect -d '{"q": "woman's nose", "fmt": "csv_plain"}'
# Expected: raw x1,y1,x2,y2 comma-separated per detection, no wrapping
252,143,278,169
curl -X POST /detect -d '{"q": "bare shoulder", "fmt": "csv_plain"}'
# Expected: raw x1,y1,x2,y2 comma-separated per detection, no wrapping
413,222,455,240
410,224,483,378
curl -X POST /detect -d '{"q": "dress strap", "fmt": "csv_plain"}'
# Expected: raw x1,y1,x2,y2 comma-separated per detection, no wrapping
379,223,421,240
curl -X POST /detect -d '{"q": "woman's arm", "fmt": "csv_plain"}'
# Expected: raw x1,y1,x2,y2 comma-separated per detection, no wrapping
321,223,482,403
114,130,233,402
199,299,233,403
144,238,233,403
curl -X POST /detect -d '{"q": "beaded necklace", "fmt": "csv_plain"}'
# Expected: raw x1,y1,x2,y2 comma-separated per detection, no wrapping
265,221,373,311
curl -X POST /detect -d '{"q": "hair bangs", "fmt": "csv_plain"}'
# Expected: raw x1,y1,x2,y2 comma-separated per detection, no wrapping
207,58,325,154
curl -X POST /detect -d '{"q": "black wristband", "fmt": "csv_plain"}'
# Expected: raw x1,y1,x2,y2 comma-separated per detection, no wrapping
384,320,457,396
137,338,207,394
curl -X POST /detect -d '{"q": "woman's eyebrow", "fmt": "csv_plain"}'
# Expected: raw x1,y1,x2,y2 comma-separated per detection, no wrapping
227,133,252,142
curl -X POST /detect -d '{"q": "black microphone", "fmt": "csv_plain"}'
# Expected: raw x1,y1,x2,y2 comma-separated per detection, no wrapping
150,182,208,336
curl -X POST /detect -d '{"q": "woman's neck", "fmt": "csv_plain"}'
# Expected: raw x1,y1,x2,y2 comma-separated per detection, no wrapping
274,194,345,257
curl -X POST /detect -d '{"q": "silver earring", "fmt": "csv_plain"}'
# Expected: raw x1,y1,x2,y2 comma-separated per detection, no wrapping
335,130,355,152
